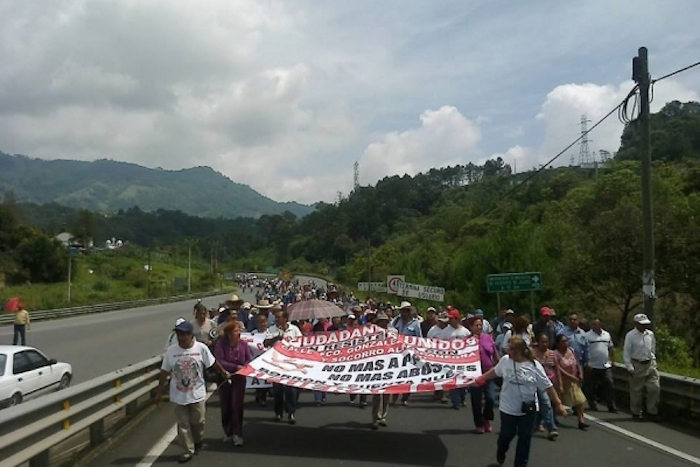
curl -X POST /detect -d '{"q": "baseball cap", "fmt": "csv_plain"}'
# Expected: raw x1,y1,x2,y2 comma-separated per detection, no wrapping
633,313,651,325
437,312,449,323
474,309,484,317
540,307,553,317
348,314,357,320
174,320,194,333
448,310,461,320
427,306,437,313
505,309,515,315
174,317,187,327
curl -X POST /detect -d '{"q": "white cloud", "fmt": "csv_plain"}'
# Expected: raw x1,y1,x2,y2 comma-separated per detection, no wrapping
0,0,698,205
500,79,700,171
360,106,480,185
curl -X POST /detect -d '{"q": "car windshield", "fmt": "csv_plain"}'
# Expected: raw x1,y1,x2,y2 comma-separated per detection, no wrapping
0,354,6,376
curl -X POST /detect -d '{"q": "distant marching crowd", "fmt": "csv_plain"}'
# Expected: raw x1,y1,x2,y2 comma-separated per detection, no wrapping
157,278,660,466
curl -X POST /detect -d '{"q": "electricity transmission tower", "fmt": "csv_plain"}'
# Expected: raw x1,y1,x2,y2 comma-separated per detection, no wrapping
353,161,359,190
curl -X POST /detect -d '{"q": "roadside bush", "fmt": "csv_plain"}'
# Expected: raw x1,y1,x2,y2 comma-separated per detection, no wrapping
93,278,110,292
655,325,694,369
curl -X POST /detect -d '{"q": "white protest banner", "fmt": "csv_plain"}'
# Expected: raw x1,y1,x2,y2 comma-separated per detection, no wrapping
240,332,272,388
237,325,481,394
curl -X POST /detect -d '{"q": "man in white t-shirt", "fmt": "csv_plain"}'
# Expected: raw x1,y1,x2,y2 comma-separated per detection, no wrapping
157,321,229,463
164,317,188,351
440,309,471,408
427,312,450,338
263,310,302,424
440,310,472,340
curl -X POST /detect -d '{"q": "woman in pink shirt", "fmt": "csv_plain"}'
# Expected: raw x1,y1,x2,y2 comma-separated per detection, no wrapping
554,334,588,430
469,318,499,433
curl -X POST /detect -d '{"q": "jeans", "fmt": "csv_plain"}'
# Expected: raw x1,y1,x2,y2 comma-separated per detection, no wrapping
470,381,495,427
535,388,556,431
13,325,26,346
313,391,327,404
450,388,466,407
273,384,297,416
498,410,537,467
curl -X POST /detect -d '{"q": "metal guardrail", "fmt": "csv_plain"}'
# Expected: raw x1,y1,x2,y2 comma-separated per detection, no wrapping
612,362,700,416
0,360,698,467
0,291,227,326
0,356,163,467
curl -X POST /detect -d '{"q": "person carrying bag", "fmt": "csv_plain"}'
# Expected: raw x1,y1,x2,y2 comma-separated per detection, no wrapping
471,336,567,467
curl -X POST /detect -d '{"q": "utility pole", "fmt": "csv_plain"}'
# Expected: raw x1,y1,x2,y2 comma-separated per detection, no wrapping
633,46,656,328
67,249,72,304
147,248,152,298
187,242,192,293
367,240,372,300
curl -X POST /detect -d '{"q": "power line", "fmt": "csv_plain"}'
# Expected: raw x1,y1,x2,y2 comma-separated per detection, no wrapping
468,59,700,220
498,93,632,201
652,60,700,84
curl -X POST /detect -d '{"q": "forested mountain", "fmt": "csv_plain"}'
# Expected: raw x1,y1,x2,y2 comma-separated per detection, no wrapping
0,153,313,219
3,101,700,366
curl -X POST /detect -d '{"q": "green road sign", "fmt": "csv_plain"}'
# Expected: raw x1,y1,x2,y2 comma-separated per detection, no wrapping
486,272,542,293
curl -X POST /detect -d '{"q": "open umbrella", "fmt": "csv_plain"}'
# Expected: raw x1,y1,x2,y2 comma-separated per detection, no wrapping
287,299,347,321
4,297,20,312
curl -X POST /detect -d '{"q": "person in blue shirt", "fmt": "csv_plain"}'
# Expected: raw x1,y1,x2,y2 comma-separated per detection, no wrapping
558,313,589,369
389,301,422,406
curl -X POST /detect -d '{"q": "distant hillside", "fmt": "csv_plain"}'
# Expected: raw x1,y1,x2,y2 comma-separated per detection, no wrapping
0,152,314,218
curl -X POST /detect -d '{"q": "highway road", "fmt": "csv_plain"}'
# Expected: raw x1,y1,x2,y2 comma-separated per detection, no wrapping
0,292,244,384
0,275,322,385
89,391,700,467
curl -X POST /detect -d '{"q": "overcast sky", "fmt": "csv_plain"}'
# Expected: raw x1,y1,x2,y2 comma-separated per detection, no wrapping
1,1,698,204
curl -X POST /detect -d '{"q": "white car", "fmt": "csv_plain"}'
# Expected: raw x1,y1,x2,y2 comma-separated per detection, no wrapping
0,345,73,408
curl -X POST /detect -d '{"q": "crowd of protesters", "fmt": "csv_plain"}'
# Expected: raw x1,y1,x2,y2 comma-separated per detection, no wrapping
157,277,660,466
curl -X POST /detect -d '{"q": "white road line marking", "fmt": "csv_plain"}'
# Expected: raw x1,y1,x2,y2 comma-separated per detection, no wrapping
135,390,216,467
585,413,700,465
135,424,177,467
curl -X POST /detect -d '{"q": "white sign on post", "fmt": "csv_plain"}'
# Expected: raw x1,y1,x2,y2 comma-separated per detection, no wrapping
397,282,445,302
357,282,388,293
386,275,405,295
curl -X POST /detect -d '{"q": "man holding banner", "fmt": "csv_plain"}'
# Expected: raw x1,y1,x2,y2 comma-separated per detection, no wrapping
263,310,303,424
371,311,392,430
389,301,422,407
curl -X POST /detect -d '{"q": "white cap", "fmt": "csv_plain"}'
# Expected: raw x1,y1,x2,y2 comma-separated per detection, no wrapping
399,301,413,310
348,314,357,320
174,317,187,326
634,313,651,325
427,307,437,312
505,309,515,315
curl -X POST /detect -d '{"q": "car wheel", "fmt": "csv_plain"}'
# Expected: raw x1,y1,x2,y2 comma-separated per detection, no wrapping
58,373,71,390
9,393,22,407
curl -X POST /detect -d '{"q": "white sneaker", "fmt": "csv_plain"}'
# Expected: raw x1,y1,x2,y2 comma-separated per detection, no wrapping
233,435,244,446
222,435,232,442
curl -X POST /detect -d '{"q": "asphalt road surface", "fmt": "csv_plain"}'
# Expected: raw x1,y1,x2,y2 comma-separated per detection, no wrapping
88,390,700,467
0,275,323,385
0,292,241,384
